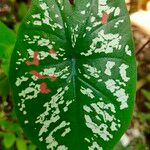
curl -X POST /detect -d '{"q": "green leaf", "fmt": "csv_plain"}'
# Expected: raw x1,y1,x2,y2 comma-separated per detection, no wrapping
0,74,10,96
142,90,150,101
0,21,16,75
14,22,21,33
0,119,21,132
0,120,12,130
3,133,16,149
28,144,36,150
114,142,128,150
0,22,16,45
145,102,150,110
127,137,147,150
138,113,150,122
18,2,28,20
0,132,4,137
16,138,27,150
10,0,136,150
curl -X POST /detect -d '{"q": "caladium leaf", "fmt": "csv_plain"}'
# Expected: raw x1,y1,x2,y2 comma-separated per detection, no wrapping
9,0,136,149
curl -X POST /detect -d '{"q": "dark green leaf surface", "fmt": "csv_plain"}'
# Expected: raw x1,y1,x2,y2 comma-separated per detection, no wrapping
9,0,136,149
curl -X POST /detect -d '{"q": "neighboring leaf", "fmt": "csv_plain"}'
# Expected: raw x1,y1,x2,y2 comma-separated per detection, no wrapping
16,138,27,150
142,90,150,101
0,22,16,45
113,142,127,150
10,0,136,150
3,133,16,149
0,21,16,75
14,22,21,33
138,113,150,122
0,120,12,130
0,73,10,96
28,144,37,150
145,102,150,110
9,123,22,132
0,132,4,137
127,137,147,150
0,119,21,132
18,2,28,20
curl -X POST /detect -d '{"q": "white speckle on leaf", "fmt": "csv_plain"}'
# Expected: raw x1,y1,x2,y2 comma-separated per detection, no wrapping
81,30,122,56
119,64,130,82
83,64,101,79
24,120,29,124
88,142,103,150
91,16,96,22
105,79,129,109
86,3,90,8
81,11,86,15
125,45,132,56
80,86,95,99
104,61,115,76
15,76,28,86
33,21,42,26
114,7,121,16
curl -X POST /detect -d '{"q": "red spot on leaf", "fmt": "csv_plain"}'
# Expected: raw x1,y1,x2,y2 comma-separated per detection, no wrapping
102,12,109,24
49,75,57,81
30,70,58,81
40,83,51,94
26,51,39,66
30,71,44,79
49,49,56,55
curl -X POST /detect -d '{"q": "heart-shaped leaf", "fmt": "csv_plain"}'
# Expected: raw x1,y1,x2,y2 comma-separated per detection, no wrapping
9,0,136,149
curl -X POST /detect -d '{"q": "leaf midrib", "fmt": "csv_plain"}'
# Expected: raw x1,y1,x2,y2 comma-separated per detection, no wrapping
55,0,72,51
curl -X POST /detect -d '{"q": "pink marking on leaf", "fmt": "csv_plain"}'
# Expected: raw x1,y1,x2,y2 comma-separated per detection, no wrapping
40,83,51,94
49,49,56,55
49,75,57,81
30,70,58,81
102,12,109,24
30,71,44,79
26,51,39,66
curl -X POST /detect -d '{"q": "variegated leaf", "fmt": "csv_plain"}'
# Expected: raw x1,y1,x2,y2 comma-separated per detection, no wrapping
9,0,136,149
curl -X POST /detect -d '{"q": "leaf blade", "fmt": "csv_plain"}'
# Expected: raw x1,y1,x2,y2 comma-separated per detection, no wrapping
9,0,136,149
3,133,16,149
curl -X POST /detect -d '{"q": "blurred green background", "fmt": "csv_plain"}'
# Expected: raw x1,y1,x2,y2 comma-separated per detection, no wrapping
0,0,150,149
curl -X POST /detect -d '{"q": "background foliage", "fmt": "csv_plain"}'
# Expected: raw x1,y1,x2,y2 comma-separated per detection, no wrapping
0,0,150,149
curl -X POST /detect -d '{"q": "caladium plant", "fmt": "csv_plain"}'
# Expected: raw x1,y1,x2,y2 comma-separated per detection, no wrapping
9,0,136,149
